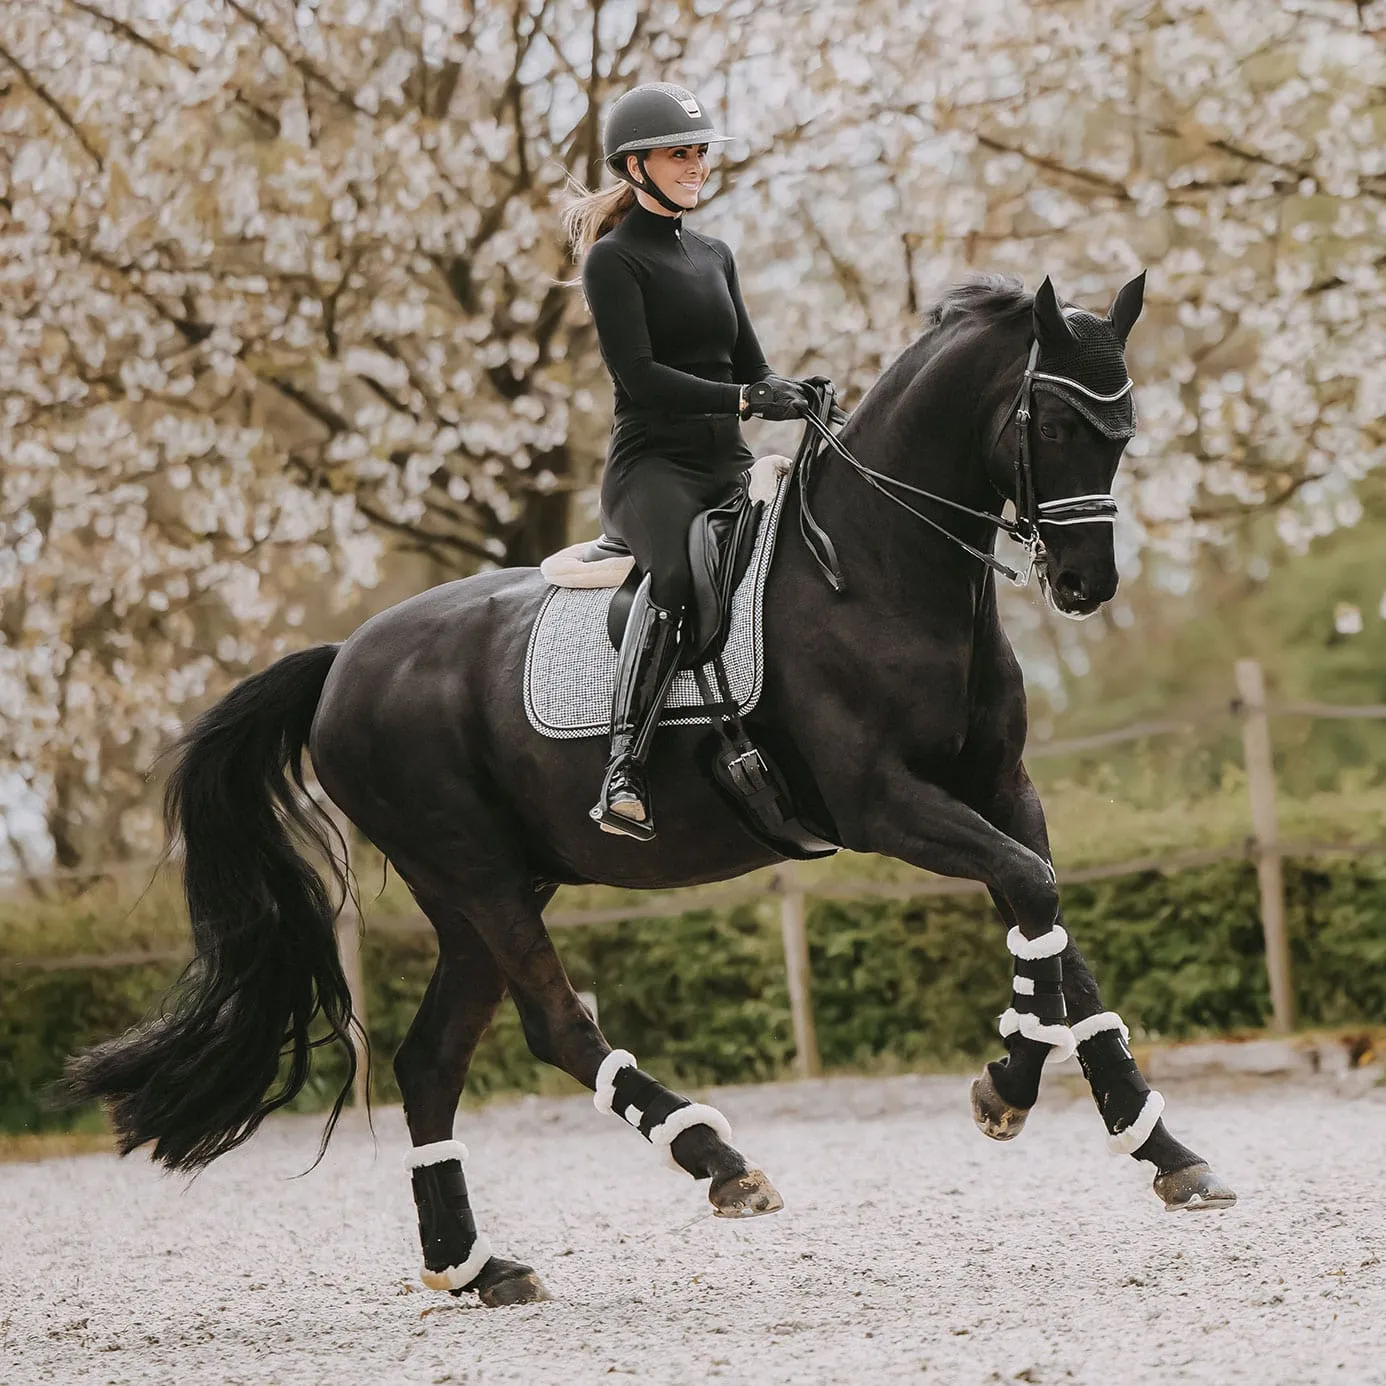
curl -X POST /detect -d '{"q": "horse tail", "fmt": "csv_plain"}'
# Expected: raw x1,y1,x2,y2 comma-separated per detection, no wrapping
59,644,358,1172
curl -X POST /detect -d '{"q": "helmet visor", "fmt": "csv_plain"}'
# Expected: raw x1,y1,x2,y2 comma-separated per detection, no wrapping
607,129,735,158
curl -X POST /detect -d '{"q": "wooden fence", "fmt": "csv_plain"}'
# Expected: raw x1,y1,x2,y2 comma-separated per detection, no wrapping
8,657,1386,1100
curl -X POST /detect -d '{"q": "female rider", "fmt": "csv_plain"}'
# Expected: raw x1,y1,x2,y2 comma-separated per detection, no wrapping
563,82,809,841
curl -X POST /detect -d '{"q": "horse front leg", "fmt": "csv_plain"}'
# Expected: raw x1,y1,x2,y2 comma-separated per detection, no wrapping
983,766,1237,1211
849,772,1073,1114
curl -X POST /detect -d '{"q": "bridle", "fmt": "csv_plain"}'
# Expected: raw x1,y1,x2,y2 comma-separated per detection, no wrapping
791,340,1121,592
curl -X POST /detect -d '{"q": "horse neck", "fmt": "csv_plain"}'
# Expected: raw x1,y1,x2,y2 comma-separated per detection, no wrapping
782,323,1020,601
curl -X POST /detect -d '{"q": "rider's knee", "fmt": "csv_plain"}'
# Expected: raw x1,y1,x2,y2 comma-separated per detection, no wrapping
647,561,691,613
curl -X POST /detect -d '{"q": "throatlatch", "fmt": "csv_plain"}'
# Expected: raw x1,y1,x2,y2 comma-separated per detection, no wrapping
998,923,1076,1061
405,1140,493,1292
593,1050,733,1171
1071,1012,1167,1156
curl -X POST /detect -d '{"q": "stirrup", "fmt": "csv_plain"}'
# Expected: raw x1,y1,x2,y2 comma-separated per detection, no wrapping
590,758,656,841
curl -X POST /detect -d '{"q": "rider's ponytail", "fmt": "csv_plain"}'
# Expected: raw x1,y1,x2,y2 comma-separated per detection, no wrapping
560,178,637,270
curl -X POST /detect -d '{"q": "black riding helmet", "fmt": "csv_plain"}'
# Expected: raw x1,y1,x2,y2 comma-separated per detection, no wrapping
602,83,734,214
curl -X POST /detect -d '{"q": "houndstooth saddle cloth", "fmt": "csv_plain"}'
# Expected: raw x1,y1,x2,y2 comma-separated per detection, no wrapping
524,457,792,740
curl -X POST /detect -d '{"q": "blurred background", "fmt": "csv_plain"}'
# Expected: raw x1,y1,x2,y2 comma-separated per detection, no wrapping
2,0,1383,1139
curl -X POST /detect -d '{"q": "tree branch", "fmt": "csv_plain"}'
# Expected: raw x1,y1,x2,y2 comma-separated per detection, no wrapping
0,39,104,167
974,132,1131,201
62,0,279,133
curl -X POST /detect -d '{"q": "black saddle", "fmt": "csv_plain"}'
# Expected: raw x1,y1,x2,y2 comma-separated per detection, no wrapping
590,491,765,669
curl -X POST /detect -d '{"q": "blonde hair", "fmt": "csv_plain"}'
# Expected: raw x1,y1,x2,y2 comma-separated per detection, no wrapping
560,177,637,269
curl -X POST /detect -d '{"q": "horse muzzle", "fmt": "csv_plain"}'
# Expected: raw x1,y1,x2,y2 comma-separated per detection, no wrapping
1039,553,1116,620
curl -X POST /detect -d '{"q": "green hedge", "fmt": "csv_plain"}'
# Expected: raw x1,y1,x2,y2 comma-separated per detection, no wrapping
4,858,1384,1135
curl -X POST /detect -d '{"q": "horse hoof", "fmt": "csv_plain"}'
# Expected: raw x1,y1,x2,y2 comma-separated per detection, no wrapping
1154,1162,1238,1212
472,1257,552,1307
970,1069,1030,1141
709,1168,784,1218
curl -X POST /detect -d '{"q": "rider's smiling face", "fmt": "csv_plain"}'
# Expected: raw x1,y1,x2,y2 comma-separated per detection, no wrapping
627,145,710,214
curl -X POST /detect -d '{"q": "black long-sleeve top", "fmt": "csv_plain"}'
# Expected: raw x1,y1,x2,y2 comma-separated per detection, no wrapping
582,203,772,416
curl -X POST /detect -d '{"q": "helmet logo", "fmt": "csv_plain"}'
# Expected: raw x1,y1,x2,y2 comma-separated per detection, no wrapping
678,96,701,117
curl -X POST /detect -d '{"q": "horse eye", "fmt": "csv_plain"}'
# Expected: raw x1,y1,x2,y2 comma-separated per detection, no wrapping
1039,422,1060,441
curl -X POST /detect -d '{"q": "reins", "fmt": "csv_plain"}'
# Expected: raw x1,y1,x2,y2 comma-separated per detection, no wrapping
790,340,1118,592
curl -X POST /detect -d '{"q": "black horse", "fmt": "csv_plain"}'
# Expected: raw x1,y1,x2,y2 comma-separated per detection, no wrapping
64,273,1235,1308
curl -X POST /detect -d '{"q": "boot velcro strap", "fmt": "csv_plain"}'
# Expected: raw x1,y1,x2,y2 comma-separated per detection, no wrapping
611,1065,685,1138
1014,954,1063,990
1013,990,1067,1024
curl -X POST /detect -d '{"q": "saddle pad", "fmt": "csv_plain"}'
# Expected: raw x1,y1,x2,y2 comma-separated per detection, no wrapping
524,471,790,739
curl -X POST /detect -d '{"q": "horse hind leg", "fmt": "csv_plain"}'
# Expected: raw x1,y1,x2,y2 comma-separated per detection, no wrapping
453,875,784,1221
586,1049,784,1218
393,900,550,1307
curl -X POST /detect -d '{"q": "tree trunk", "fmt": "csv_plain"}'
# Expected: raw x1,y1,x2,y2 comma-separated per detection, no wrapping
505,487,573,570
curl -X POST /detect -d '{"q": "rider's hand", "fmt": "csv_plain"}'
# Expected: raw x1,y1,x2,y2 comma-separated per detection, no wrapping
797,375,849,425
743,375,813,421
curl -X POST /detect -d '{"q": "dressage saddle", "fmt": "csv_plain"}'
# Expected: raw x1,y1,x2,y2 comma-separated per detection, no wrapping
586,490,764,669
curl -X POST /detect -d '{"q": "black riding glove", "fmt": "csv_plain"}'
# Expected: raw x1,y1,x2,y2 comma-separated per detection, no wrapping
742,375,812,421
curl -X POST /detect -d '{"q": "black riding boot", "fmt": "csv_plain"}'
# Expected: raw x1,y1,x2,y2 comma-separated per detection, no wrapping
590,575,682,841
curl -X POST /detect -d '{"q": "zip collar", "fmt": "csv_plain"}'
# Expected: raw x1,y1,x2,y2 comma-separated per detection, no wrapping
624,203,685,238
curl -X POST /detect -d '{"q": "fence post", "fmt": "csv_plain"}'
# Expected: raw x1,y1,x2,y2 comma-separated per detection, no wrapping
1235,658,1295,1033
778,871,822,1078
329,811,370,1110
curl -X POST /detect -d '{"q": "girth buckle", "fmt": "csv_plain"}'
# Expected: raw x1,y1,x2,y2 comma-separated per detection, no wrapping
725,747,770,796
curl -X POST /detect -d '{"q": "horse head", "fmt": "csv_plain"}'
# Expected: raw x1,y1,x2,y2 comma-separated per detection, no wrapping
1011,272,1146,620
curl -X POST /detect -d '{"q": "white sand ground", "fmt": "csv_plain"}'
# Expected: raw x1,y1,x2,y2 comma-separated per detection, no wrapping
2,1073,1384,1386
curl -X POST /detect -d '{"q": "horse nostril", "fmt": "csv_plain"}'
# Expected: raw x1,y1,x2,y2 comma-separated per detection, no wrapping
1055,570,1089,604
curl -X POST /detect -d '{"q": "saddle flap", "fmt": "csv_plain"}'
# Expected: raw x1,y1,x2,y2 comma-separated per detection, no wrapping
683,495,763,667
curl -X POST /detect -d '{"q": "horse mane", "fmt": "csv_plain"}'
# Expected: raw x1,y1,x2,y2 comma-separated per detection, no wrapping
851,274,1034,420
923,274,1033,331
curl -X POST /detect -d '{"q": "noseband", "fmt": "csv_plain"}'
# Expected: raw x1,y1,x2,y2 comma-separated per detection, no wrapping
794,340,1119,592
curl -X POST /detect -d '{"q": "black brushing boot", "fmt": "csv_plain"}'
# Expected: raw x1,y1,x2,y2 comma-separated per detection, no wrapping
590,574,681,840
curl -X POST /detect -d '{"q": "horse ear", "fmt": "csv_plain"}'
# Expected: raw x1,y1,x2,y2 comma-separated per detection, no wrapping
1107,270,1146,344
1032,275,1076,354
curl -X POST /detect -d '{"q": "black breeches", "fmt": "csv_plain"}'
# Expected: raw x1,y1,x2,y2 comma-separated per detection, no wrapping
599,413,753,612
